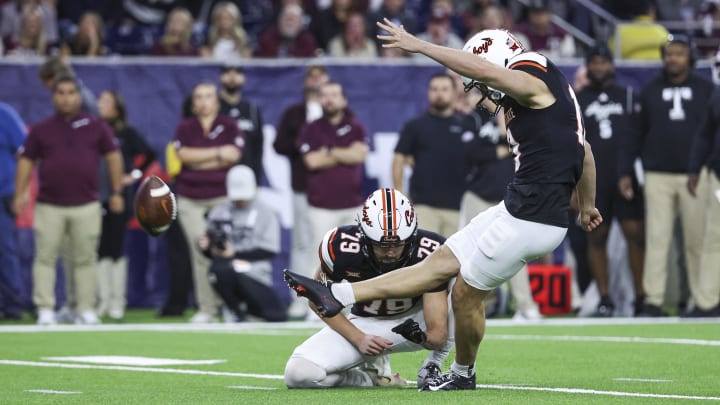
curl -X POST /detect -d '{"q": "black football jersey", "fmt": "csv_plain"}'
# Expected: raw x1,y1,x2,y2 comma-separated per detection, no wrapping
318,225,446,317
576,84,633,183
502,52,586,227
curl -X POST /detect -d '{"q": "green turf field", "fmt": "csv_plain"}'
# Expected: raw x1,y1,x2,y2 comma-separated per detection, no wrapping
1,314,719,404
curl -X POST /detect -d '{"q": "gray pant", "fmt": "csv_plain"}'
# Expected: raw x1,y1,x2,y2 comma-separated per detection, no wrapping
33,202,101,312
177,195,226,315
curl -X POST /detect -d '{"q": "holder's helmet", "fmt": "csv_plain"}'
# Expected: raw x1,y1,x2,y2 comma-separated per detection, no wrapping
357,188,418,273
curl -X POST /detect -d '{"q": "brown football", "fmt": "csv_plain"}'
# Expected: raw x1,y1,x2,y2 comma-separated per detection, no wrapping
134,176,177,237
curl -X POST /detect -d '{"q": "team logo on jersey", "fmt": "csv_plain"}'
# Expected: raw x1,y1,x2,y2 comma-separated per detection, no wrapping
208,125,224,140
71,118,90,129
472,38,493,55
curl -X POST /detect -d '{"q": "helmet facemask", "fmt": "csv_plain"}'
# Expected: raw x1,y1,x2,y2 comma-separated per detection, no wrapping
463,79,505,116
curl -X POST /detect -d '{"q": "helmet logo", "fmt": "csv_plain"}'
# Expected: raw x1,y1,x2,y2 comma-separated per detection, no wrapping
472,37,493,55
405,209,415,226
361,204,373,227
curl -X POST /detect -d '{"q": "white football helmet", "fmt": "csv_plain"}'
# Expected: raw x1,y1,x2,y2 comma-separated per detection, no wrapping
357,188,418,273
461,29,525,115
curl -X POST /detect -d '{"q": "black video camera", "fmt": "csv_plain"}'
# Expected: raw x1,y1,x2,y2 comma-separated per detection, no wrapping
207,220,231,251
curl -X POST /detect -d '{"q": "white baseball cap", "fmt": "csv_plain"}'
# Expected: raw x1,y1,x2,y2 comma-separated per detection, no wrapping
226,165,256,200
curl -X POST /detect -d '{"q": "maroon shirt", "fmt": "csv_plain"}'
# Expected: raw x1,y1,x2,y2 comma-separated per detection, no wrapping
21,112,118,205
296,114,366,209
255,26,318,57
274,102,309,192
173,115,244,199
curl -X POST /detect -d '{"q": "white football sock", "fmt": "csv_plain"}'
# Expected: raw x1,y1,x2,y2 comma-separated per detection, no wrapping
330,282,357,306
425,340,452,367
450,361,475,378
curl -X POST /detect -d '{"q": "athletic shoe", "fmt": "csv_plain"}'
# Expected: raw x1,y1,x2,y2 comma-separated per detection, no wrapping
422,370,476,391
682,306,720,318
512,307,543,322
633,295,646,317
593,296,615,317
37,308,57,325
55,306,77,324
637,304,668,317
189,311,218,324
75,310,101,325
417,362,441,390
283,270,343,317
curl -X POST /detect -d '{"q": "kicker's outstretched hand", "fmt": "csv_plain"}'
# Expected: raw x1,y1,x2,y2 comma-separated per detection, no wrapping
376,18,423,53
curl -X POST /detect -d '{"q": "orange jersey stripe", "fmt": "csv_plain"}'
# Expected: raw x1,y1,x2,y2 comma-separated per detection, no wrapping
509,61,548,72
327,229,337,262
381,189,388,237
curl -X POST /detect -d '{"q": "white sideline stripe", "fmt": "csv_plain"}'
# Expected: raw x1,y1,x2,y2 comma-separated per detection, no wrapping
489,334,720,347
9,361,720,401
0,360,283,380
1,317,718,334
0,322,324,333
614,378,673,383
149,184,170,197
25,389,82,394
227,386,278,391
43,356,226,366
477,384,720,401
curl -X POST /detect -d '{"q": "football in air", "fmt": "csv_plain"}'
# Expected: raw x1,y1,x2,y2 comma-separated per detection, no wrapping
134,176,177,236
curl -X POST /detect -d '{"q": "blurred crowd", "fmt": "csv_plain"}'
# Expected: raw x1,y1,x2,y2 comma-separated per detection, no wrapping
2,0,720,60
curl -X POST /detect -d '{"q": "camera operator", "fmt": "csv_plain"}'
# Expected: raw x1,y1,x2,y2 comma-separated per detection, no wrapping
198,165,286,322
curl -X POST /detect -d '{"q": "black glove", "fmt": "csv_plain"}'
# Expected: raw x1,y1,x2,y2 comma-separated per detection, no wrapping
391,319,427,345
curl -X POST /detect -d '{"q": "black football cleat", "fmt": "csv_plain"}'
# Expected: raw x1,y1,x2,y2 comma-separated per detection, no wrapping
421,371,476,391
283,270,344,317
417,362,441,390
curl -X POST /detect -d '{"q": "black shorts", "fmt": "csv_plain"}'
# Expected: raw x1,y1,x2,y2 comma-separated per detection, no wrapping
595,175,644,221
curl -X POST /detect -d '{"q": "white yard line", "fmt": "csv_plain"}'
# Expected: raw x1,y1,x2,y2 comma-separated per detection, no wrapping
24,389,82,394
5,360,720,401
0,360,283,380
489,334,720,346
226,386,279,390
477,384,720,401
614,378,673,383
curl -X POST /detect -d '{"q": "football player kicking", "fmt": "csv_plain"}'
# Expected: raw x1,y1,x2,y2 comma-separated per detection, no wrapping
285,21,602,391
284,188,453,389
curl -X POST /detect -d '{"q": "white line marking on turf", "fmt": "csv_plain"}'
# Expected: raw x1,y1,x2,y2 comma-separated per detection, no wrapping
1,317,718,334
489,334,720,347
226,386,278,390
43,356,226,366
0,360,283,380
614,378,673,383
478,384,720,401
25,389,81,394
7,360,720,401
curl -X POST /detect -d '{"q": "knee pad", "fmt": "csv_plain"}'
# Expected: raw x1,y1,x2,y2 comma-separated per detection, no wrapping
284,357,327,388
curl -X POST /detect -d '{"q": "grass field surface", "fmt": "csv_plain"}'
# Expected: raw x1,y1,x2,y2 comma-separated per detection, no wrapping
1,313,719,404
